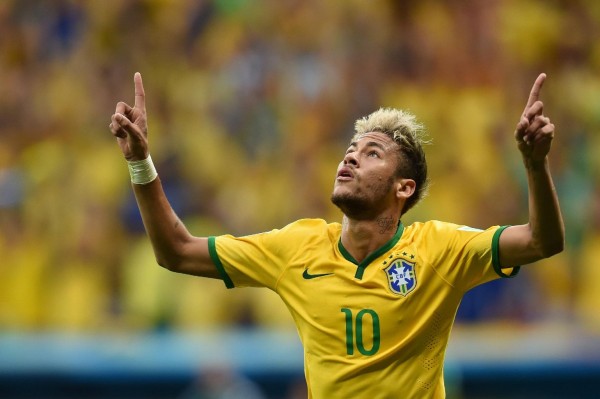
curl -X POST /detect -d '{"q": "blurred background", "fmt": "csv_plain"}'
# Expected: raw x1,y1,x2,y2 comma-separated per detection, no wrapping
1,0,600,398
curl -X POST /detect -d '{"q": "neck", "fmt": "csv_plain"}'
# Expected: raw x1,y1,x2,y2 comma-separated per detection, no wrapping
340,213,399,263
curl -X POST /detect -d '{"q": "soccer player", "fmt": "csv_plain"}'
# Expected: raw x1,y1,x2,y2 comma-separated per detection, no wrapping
109,72,564,398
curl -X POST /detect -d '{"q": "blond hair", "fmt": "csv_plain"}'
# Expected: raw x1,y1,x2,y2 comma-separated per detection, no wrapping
353,107,430,215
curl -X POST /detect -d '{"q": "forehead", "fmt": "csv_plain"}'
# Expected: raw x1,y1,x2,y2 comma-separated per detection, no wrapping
350,131,397,149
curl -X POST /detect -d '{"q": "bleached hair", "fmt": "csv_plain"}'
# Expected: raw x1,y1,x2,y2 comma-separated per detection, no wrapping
353,107,430,216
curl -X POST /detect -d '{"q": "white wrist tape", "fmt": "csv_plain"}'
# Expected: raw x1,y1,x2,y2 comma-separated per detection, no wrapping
127,155,158,185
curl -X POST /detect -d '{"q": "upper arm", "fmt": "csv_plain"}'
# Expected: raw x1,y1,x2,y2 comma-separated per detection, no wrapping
166,236,221,279
498,224,543,269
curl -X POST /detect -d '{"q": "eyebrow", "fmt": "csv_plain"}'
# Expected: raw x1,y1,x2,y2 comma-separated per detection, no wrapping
347,141,387,151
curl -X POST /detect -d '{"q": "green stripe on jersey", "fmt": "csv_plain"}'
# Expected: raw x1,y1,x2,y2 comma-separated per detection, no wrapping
491,226,520,278
208,236,235,288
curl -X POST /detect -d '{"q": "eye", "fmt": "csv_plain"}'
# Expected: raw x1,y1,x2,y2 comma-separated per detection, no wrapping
368,151,381,158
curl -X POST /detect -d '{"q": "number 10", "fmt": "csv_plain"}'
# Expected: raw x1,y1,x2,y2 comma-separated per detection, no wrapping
341,308,381,356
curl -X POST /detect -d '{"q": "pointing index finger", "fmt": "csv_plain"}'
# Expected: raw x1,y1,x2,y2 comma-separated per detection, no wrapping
134,72,145,110
524,73,546,111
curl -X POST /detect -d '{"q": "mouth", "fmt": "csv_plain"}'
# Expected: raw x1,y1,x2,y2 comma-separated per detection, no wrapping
336,167,354,182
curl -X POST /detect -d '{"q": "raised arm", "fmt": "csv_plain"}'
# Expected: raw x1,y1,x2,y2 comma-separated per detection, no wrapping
109,73,219,278
498,73,565,268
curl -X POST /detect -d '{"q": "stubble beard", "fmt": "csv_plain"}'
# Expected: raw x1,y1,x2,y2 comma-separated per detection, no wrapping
331,192,371,220
330,175,396,220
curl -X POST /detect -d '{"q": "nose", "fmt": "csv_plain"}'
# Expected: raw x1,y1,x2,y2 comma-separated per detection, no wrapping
343,151,358,167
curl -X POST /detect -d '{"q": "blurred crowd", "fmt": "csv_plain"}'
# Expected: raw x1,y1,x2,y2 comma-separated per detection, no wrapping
0,0,599,335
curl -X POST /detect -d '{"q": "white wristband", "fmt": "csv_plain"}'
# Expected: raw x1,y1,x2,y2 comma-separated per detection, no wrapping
127,155,158,185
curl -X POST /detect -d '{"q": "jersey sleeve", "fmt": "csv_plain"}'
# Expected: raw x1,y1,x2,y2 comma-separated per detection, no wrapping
208,219,326,290
426,221,520,292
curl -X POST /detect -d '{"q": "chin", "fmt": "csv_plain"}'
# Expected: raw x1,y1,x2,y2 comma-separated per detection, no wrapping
330,192,372,220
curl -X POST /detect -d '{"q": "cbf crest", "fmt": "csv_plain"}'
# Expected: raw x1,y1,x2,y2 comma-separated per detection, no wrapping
384,259,416,296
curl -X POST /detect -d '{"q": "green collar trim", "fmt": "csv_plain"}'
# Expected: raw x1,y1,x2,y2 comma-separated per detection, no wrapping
338,221,405,280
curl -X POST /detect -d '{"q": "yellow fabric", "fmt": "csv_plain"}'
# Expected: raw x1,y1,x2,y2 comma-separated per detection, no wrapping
211,219,514,399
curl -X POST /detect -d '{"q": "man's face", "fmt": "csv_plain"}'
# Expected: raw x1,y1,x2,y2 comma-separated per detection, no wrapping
331,132,400,219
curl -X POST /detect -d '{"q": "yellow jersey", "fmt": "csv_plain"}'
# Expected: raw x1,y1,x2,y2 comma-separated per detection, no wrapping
208,219,518,399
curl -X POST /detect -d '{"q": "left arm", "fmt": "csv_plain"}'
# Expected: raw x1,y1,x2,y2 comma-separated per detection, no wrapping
499,73,565,268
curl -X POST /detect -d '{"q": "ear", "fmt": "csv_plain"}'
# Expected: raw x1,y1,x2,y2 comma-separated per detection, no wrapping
396,179,416,200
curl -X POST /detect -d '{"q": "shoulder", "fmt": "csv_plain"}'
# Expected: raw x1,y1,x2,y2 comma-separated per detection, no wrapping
252,218,339,240
403,220,499,241
218,219,339,243
403,220,461,237
277,218,341,241
282,218,333,230
213,219,340,262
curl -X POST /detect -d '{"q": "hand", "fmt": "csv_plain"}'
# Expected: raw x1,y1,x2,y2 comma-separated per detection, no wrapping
109,72,149,161
514,73,555,164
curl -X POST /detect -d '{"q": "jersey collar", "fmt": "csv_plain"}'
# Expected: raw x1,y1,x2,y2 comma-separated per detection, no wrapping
338,221,405,280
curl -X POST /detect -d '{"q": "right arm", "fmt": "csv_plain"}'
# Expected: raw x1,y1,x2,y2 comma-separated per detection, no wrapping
131,178,219,278
109,72,219,278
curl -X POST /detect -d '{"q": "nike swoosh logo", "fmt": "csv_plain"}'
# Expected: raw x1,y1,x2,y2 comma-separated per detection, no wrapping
302,269,334,279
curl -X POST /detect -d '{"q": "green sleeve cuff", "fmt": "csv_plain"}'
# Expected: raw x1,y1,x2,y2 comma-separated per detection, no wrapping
208,236,235,289
491,226,520,278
